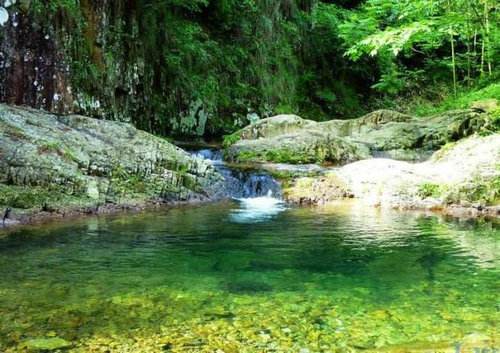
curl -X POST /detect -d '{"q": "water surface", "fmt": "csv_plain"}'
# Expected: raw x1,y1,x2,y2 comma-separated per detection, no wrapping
0,202,498,352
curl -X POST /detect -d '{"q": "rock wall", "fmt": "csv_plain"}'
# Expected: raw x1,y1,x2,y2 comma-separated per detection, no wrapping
0,0,74,113
0,104,225,218
0,1,159,130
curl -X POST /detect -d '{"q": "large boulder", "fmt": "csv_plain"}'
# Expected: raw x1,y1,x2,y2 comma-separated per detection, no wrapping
284,134,500,214
350,109,490,151
225,109,492,164
225,129,370,164
0,105,224,215
230,114,317,141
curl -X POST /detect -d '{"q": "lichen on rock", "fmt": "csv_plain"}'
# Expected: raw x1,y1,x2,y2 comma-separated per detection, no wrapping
0,104,224,220
225,109,493,165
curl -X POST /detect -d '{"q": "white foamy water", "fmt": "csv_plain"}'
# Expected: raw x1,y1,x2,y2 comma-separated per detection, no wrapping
229,191,287,223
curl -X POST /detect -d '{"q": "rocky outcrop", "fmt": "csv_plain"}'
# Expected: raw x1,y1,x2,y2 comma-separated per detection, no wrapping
225,109,493,164
284,134,500,216
0,104,225,223
224,129,371,164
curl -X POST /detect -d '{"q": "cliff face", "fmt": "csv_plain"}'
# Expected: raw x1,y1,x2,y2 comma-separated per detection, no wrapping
0,1,74,113
0,0,251,136
0,1,144,123
0,1,363,137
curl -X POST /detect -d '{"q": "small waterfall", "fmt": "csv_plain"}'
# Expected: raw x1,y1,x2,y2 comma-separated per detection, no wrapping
190,149,282,199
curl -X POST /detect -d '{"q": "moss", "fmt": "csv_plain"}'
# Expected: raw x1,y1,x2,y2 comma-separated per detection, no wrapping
0,184,91,210
265,149,319,164
222,132,241,148
478,108,500,136
233,148,323,165
22,337,72,351
417,183,444,199
418,176,500,206
109,169,148,200
411,83,500,117
0,121,28,140
284,174,350,204
447,176,500,206
37,141,78,163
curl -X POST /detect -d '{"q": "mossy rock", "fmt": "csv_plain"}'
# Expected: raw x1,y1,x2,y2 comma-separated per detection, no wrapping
0,104,225,214
225,109,490,165
227,133,370,165
284,173,353,204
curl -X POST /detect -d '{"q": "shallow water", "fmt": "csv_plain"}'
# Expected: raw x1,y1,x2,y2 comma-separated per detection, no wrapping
0,202,498,352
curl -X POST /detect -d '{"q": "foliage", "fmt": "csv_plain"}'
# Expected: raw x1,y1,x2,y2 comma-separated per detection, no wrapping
410,82,500,116
340,0,500,98
446,175,500,205
18,0,500,137
417,183,444,199
222,132,242,148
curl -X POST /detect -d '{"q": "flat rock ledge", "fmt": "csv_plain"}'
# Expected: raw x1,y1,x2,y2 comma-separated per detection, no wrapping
283,134,500,218
224,109,495,164
0,104,225,226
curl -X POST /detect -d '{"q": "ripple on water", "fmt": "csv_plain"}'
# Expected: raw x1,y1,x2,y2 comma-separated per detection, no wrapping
0,202,498,353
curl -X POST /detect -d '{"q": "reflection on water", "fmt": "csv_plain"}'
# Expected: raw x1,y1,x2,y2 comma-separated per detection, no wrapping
0,201,498,353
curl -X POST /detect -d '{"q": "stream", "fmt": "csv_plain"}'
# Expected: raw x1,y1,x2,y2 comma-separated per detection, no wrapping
0,151,498,352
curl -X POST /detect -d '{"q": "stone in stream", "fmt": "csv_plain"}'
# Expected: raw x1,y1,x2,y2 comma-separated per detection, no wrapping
224,109,492,164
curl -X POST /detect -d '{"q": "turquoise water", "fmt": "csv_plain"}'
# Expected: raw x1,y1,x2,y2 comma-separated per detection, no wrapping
0,201,498,352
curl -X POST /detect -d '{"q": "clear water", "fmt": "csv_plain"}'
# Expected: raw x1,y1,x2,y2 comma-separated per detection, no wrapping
0,201,498,353
190,148,283,199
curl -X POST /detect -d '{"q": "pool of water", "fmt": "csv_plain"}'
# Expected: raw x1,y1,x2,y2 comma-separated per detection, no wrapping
0,201,498,352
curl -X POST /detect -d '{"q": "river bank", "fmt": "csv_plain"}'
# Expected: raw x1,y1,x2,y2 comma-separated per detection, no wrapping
1,104,499,229
0,104,228,228
223,106,500,219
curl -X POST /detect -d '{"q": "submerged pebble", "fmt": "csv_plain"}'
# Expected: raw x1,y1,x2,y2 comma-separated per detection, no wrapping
22,337,71,351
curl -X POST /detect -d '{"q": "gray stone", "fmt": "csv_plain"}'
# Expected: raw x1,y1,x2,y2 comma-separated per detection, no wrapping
225,109,491,164
0,104,225,212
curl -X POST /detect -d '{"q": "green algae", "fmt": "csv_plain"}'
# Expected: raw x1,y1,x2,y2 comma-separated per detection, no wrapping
22,337,71,351
0,203,498,353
